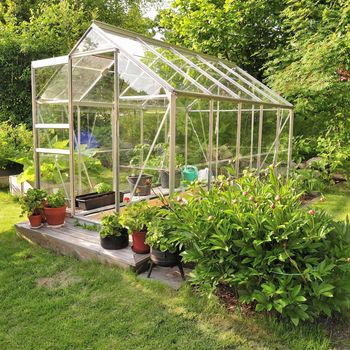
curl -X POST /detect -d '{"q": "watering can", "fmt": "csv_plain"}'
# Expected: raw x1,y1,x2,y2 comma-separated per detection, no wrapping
182,165,198,182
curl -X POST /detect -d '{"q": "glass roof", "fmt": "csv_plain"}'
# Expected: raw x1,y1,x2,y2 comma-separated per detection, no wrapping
36,21,292,107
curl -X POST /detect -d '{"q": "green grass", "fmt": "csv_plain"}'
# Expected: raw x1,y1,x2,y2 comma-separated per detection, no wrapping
0,190,347,350
311,182,350,220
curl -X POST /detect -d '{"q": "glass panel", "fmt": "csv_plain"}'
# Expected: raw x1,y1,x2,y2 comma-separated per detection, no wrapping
75,28,113,53
277,109,290,167
36,104,68,124
176,97,211,186
38,128,69,150
73,106,113,196
103,31,202,93
37,64,68,101
213,100,237,177
215,62,274,104
72,55,113,101
119,54,164,96
119,101,170,198
239,104,260,173
222,61,287,105
39,153,70,198
260,108,278,168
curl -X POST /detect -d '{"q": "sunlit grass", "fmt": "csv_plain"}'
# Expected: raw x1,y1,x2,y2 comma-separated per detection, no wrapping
311,182,350,221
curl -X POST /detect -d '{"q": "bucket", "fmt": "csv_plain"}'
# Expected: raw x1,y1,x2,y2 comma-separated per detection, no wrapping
127,174,152,196
182,166,198,182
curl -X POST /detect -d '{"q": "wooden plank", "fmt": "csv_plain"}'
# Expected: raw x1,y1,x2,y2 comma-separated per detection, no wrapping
15,222,149,270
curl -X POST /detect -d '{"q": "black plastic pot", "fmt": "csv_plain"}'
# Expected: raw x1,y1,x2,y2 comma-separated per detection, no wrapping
100,229,129,250
159,170,181,189
150,247,181,267
127,174,152,196
76,191,124,210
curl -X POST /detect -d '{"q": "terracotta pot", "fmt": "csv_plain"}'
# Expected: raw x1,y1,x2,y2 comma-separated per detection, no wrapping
44,205,67,226
131,231,150,254
28,214,42,228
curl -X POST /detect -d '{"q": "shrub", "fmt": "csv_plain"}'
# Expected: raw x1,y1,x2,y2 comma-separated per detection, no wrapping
0,122,32,169
46,191,66,208
165,168,350,325
291,168,326,195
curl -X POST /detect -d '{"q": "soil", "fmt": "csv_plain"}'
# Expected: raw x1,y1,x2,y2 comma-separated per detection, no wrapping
215,284,255,316
37,269,82,290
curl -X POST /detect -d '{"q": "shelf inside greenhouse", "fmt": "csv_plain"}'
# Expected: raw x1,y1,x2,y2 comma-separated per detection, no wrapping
31,20,293,215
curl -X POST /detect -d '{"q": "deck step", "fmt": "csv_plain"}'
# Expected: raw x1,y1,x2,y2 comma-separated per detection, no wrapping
15,217,149,271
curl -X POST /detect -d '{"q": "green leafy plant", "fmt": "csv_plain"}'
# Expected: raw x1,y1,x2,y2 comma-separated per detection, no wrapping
46,191,66,208
291,168,326,195
19,188,47,216
145,207,179,253
99,214,125,238
0,122,32,169
119,201,156,233
94,182,113,194
164,167,350,325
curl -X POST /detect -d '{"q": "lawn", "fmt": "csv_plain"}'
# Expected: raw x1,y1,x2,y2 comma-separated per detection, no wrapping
312,182,350,221
0,189,348,350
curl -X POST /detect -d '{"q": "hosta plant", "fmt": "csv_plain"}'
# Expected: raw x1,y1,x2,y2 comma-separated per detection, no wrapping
165,167,350,325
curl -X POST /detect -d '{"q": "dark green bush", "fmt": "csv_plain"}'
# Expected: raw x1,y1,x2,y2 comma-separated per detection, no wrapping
165,168,350,325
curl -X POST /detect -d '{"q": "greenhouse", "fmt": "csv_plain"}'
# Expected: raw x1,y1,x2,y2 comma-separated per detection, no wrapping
31,20,294,216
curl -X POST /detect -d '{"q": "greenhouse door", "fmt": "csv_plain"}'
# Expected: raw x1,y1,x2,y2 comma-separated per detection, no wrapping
69,51,118,215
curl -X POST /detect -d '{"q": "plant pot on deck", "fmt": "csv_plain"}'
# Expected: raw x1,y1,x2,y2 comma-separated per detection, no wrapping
44,205,67,226
75,191,124,211
159,170,181,189
28,214,42,228
150,247,181,267
100,228,129,250
131,231,150,254
127,174,152,196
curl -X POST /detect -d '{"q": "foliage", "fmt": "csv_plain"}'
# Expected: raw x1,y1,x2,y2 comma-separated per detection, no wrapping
266,1,350,138
145,206,178,252
164,168,350,325
19,188,46,216
159,0,287,78
0,122,32,169
119,200,156,233
46,190,66,208
94,182,112,194
291,169,326,196
99,213,125,238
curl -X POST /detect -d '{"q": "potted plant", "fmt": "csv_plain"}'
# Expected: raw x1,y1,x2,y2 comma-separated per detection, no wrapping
75,182,124,210
127,174,153,196
19,188,47,228
99,213,129,250
44,190,67,226
120,201,156,254
145,207,185,279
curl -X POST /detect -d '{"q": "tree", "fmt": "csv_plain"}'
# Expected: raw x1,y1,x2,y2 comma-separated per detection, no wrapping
0,0,158,125
159,0,287,78
265,0,350,137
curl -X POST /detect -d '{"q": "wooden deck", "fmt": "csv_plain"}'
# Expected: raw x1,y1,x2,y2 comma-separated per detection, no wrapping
15,217,150,271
